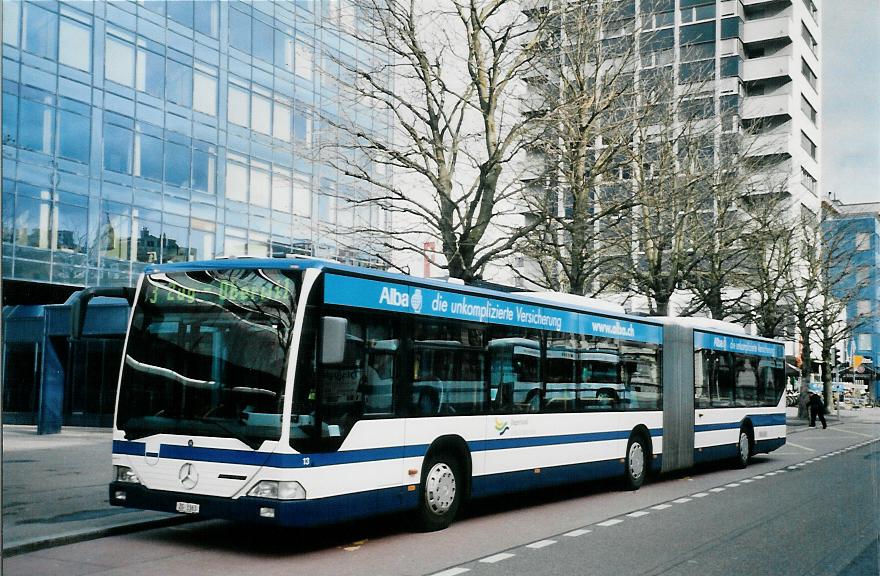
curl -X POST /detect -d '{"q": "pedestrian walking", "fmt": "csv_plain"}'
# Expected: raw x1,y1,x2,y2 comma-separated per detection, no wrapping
808,391,827,429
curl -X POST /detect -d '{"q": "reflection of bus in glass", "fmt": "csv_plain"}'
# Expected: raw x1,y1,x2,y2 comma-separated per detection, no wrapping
487,338,541,410
110,258,787,532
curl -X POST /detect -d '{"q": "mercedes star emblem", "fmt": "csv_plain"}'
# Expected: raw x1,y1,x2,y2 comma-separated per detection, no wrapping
178,463,199,490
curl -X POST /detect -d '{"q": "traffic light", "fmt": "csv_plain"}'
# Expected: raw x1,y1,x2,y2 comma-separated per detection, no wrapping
834,348,841,366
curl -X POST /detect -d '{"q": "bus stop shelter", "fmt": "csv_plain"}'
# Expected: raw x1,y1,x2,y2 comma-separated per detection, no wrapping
2,290,131,433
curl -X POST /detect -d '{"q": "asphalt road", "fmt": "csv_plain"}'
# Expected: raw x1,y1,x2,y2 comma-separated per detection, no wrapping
5,421,879,576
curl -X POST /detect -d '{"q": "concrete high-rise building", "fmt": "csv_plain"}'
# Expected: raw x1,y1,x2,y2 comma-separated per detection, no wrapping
2,0,393,305
512,0,822,305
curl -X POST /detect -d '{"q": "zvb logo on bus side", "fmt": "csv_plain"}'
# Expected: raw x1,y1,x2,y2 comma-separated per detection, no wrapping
379,286,423,314
495,419,510,436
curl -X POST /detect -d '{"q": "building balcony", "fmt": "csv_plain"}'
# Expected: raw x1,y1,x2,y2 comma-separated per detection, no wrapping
742,55,791,82
743,132,794,158
742,16,792,44
742,92,792,120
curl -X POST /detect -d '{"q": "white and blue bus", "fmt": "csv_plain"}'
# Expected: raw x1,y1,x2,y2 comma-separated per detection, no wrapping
110,258,787,530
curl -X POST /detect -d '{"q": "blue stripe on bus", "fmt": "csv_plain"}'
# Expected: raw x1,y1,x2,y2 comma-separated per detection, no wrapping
113,427,662,469
694,413,785,434
114,418,783,468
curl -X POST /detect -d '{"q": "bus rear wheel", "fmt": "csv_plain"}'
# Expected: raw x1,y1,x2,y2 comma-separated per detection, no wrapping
416,453,462,531
624,434,648,490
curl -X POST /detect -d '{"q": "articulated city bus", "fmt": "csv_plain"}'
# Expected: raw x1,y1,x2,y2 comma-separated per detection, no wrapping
110,258,787,530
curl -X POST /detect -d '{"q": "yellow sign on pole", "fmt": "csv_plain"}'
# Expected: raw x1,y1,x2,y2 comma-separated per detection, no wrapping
853,355,863,369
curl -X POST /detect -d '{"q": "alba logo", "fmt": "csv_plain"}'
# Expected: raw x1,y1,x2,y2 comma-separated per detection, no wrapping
379,286,409,308
411,289,423,314
495,419,510,436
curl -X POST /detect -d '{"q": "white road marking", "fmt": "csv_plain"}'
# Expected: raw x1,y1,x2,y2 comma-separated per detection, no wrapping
480,553,515,564
693,492,709,498
564,529,591,537
651,504,673,510
597,519,623,527
725,483,741,488
673,497,693,503
527,540,557,549
627,511,650,518
709,487,726,492
431,568,470,576
753,475,766,479
740,479,754,483
785,442,816,452
833,428,877,439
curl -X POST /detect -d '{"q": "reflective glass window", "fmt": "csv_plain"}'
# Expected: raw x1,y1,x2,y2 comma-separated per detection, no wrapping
136,132,163,181
293,174,311,217
167,0,194,29
14,193,53,249
250,166,270,207
166,60,193,107
194,1,219,37
251,94,272,135
193,71,217,116
190,229,215,260
193,147,216,194
164,141,191,188
55,201,88,253
275,31,294,71
136,48,165,98
2,92,17,145
295,41,313,79
106,37,135,87
273,102,292,141
161,223,189,263
57,109,91,163
272,171,292,213
228,85,249,127
100,205,132,261
294,110,311,142
228,9,251,53
3,0,20,47
104,123,133,174
253,18,273,63
59,17,91,71
23,3,57,60
226,162,248,202
19,98,54,154
134,213,161,263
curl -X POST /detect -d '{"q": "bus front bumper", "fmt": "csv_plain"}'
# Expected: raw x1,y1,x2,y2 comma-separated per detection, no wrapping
109,482,410,527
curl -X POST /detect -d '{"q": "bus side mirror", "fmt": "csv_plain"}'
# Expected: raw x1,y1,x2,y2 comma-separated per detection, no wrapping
321,317,348,365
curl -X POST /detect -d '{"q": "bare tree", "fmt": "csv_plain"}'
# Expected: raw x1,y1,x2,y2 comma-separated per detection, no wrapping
323,0,548,282
511,1,641,296
731,190,799,338
786,208,869,416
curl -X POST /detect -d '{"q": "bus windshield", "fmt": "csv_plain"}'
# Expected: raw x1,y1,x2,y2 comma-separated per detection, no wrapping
116,268,300,449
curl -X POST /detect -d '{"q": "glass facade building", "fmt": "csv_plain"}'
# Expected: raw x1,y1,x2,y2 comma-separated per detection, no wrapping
2,0,392,301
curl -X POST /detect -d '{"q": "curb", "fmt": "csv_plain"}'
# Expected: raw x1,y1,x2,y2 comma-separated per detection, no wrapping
2,515,199,558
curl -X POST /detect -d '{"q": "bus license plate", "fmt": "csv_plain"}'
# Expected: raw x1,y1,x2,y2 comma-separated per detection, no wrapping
176,502,200,514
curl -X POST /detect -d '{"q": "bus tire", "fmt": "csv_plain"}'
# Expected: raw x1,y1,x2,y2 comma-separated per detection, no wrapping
734,427,752,469
624,434,648,490
416,452,462,531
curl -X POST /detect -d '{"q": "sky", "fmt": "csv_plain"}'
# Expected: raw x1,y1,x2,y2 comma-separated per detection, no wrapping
821,0,880,205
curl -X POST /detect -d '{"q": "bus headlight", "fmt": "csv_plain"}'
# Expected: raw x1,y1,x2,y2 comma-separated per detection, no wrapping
115,465,141,484
248,480,306,500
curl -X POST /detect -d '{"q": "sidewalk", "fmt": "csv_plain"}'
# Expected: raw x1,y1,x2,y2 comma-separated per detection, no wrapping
1,425,189,556
4,407,880,555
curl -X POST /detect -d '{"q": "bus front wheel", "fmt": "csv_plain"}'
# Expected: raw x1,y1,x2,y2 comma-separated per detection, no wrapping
624,434,648,490
734,428,752,469
416,453,462,531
